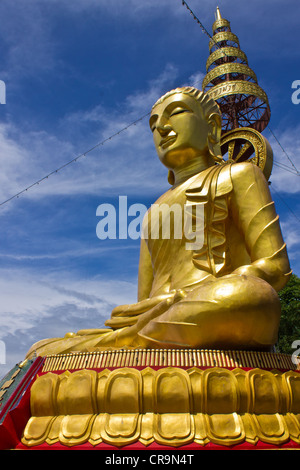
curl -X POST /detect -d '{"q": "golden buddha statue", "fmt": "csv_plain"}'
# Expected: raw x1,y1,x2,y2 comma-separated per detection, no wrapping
26,87,291,358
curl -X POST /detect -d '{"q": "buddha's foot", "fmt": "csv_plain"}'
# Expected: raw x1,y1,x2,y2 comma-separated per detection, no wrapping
25,328,118,358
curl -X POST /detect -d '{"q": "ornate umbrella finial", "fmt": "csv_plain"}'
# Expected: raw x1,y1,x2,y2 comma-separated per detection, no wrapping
203,9,271,134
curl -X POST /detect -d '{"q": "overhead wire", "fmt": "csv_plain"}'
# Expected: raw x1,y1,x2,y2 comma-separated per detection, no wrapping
267,127,299,175
181,0,299,178
181,0,299,227
0,112,150,208
272,161,299,176
181,0,229,56
0,0,298,213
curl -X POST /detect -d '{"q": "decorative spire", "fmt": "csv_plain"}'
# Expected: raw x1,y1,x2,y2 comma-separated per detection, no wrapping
215,6,222,21
202,8,271,133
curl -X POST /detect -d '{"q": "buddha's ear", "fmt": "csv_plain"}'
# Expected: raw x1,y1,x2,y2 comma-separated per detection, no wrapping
207,112,222,145
168,170,175,185
207,113,222,162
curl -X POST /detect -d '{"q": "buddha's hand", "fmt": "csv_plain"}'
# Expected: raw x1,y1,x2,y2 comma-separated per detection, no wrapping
173,288,187,301
110,289,187,317
106,290,184,330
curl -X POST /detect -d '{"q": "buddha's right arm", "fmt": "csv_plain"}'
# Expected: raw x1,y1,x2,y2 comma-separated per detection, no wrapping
106,239,176,328
138,237,154,301
230,162,291,292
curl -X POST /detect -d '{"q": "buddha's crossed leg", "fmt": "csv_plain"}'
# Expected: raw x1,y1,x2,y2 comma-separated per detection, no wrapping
131,274,281,351
26,274,281,357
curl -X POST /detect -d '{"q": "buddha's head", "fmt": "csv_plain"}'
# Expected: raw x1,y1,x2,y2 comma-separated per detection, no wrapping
149,87,223,183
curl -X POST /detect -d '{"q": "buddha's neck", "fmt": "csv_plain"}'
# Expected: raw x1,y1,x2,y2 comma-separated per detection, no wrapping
172,157,214,185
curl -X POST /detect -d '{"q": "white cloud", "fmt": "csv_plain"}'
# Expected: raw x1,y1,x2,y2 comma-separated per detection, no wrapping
0,242,137,262
0,0,298,384
0,64,181,208
0,62,182,378
185,71,206,89
0,64,216,210
124,63,180,113
0,267,138,376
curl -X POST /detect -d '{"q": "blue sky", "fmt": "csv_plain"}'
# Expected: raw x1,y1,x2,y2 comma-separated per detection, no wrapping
0,0,299,377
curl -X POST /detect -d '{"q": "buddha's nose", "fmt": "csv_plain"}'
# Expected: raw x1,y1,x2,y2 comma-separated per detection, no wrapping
156,117,172,136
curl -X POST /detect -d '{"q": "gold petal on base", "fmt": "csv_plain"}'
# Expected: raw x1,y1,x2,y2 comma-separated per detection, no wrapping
139,413,155,445
194,413,209,446
252,413,290,445
46,415,64,445
104,413,139,438
59,414,96,446
241,413,259,445
22,416,56,447
157,413,192,439
205,413,245,446
284,413,300,444
154,413,195,447
88,414,105,446
21,362,300,448
101,414,141,446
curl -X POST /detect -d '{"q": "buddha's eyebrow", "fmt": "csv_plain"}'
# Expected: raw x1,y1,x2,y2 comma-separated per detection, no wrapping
166,101,192,113
149,100,193,129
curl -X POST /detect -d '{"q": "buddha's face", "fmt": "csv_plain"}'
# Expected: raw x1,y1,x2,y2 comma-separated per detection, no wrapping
149,92,210,169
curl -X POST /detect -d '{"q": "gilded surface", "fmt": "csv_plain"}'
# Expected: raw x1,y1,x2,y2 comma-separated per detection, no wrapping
212,18,230,31
206,47,248,70
212,7,230,31
26,86,291,358
220,127,273,180
18,8,296,451
202,63,257,91
207,80,269,105
209,31,239,51
204,7,270,134
41,349,299,373
22,367,300,447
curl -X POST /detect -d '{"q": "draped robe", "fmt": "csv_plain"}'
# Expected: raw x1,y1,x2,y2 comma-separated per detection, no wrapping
26,161,291,357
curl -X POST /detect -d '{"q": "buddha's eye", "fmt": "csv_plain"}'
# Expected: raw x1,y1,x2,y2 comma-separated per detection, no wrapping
170,107,190,117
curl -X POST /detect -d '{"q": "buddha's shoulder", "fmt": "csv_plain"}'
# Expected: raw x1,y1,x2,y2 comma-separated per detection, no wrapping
217,161,267,196
230,161,265,181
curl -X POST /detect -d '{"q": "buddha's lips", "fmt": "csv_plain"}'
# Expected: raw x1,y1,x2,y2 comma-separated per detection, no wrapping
160,135,177,149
